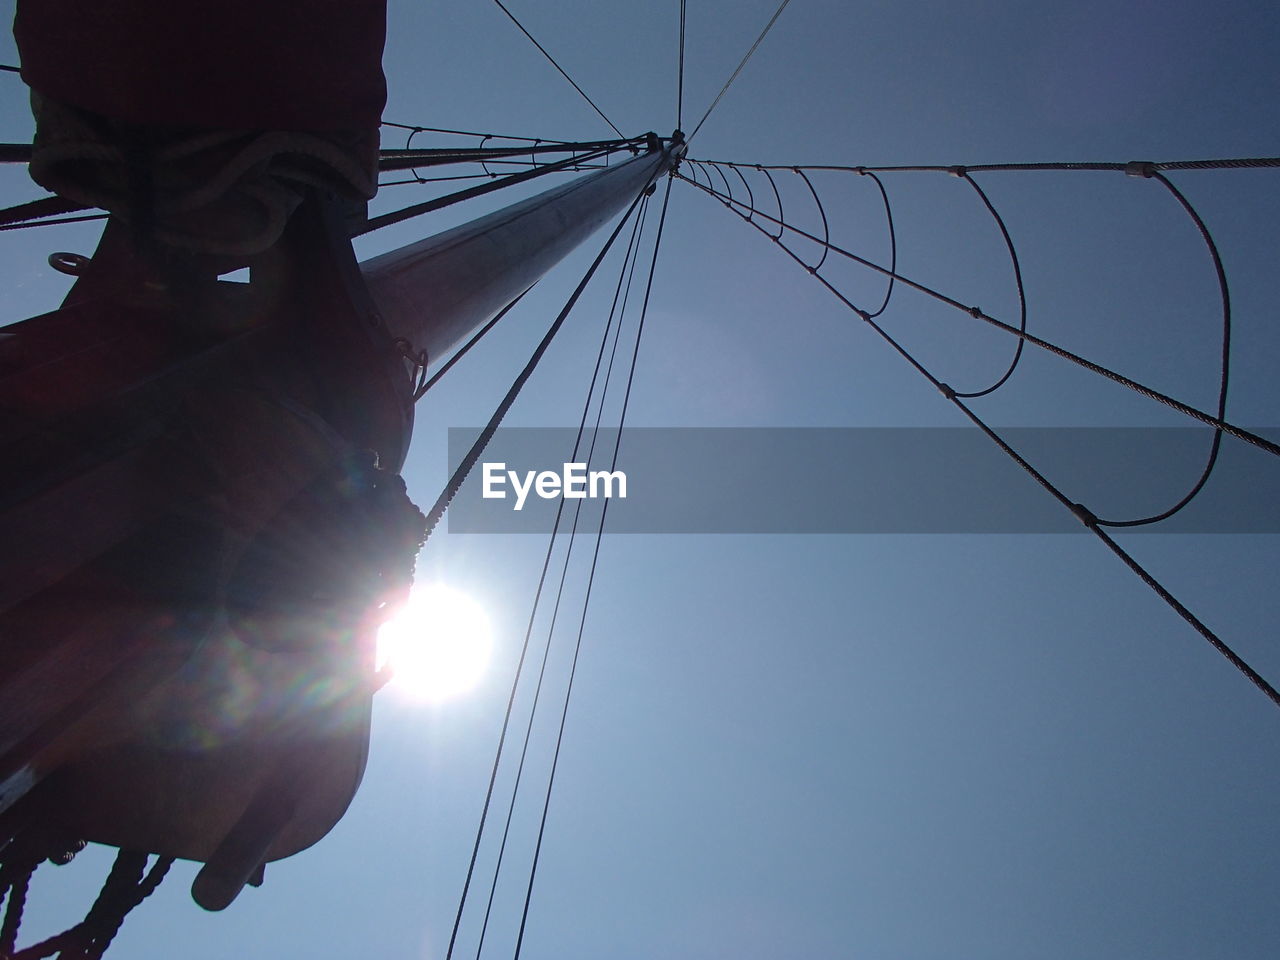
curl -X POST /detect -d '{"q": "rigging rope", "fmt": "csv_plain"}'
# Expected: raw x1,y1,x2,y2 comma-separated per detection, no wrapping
381,121,602,146
685,158,1241,525
437,186,656,960
512,173,676,960
2,848,172,960
687,0,793,143
415,184,650,543
358,145,625,235
1093,170,1230,528
412,288,534,401
489,0,625,139
680,165,1280,460
679,169,1280,711
0,213,106,232
949,172,1026,398
0,196,84,227
379,158,612,188
471,195,652,960
378,139,641,172
713,158,1280,174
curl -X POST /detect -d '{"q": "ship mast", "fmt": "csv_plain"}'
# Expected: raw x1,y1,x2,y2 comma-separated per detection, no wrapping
364,138,682,367
0,19,680,933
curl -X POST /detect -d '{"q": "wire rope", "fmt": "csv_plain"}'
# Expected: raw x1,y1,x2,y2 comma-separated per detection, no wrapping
681,172,1280,711
685,159,1240,524
859,169,897,318
687,0,792,143
1093,170,1231,527
511,174,676,960
471,195,651,960
951,172,1027,398
678,170,1280,460
412,289,534,401
437,188,652,960
379,139,640,172
489,0,625,138
381,121,602,145
705,158,1280,174
358,145,623,236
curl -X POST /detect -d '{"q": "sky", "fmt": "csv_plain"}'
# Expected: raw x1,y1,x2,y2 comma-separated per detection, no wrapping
2,1,1280,958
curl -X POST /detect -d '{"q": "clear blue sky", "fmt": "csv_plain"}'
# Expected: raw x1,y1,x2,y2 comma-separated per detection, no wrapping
2,1,1279,958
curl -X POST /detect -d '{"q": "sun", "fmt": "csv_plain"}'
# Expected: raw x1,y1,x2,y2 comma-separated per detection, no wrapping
375,584,493,702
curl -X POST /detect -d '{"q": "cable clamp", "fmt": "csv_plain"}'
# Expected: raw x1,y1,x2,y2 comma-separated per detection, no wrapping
1070,502,1098,528
856,309,871,322
854,166,867,175
1124,161,1156,178
937,382,956,400
968,306,983,319
948,165,967,178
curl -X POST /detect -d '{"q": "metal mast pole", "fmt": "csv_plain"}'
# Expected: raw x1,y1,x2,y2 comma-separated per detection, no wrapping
361,137,683,365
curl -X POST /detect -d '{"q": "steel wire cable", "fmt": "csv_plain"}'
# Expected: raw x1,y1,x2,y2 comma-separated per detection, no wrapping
678,170,1280,460
0,213,106,232
471,195,651,960
1091,170,1232,527
358,145,624,235
511,174,676,960
680,172,1280,711
379,141,639,172
379,163,610,189
0,196,86,227
951,172,1027,398
489,0,625,138
437,190,652,960
687,0,793,143
687,160,1238,525
703,158,1280,174
412,288,534,401
860,169,897,318
691,159,898,315
382,121,600,145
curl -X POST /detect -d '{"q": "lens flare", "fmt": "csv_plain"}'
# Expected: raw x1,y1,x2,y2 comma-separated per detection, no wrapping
376,584,492,702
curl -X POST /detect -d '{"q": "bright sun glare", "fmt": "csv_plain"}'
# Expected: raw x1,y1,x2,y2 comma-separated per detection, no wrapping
376,584,493,702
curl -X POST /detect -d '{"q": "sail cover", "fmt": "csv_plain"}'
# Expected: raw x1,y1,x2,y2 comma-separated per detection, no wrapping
13,0,389,254
13,0,387,131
